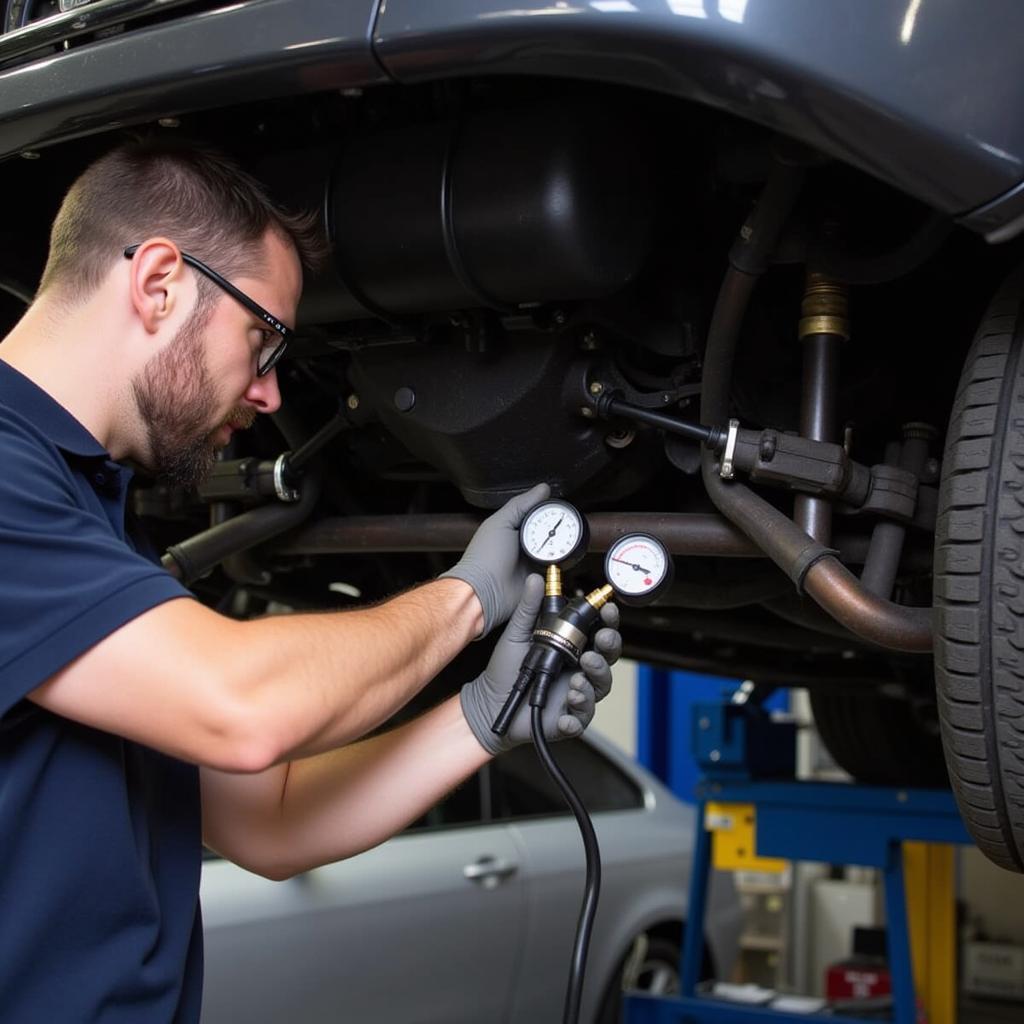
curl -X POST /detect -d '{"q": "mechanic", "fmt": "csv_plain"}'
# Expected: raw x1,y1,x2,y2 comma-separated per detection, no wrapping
0,140,621,1022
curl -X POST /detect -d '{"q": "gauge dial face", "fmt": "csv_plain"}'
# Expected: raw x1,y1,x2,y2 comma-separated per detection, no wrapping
519,500,587,566
605,534,673,605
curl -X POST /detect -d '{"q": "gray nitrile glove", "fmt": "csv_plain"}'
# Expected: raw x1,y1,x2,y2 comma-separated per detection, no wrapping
461,574,622,756
440,482,550,636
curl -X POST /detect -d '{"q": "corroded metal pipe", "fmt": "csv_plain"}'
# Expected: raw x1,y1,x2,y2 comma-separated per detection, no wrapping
803,558,932,653
274,510,925,577
277,512,761,557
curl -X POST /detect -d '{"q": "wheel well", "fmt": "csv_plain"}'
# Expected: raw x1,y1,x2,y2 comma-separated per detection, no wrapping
595,918,715,1022
642,920,715,978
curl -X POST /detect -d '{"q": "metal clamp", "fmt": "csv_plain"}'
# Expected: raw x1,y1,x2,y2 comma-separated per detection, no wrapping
720,419,740,480
273,454,300,503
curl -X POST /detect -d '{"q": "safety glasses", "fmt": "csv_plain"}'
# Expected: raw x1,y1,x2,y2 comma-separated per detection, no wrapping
123,244,292,377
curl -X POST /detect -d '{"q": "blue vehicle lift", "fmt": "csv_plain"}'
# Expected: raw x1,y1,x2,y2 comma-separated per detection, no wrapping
627,667,972,1024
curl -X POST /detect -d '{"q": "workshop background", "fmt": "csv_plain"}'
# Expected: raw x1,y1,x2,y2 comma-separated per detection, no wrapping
593,662,1024,1022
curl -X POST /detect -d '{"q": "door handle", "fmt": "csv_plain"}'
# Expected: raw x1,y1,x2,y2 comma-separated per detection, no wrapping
463,855,518,889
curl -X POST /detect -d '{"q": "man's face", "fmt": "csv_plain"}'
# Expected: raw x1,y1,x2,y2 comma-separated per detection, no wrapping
131,302,255,488
130,230,301,487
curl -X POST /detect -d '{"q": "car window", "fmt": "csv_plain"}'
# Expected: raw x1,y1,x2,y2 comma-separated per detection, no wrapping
489,740,643,821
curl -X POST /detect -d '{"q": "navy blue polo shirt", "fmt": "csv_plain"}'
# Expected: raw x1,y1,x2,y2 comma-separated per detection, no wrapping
0,358,202,1022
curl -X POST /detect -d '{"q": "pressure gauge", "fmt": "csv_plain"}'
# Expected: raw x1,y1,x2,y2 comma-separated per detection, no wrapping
604,533,674,606
519,499,589,569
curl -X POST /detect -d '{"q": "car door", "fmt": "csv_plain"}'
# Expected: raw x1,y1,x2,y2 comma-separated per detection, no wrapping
200,769,525,1024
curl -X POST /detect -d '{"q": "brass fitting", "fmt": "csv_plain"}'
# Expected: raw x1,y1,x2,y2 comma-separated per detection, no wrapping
545,565,563,599
585,584,615,610
798,272,850,341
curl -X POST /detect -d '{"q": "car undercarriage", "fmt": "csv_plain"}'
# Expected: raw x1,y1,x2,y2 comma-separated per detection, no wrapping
109,81,996,788
4,1,1024,868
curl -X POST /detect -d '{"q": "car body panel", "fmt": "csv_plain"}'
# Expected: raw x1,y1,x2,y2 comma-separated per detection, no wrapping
0,0,384,159
373,0,1024,226
200,825,525,1023
198,732,740,1023
2,0,1022,234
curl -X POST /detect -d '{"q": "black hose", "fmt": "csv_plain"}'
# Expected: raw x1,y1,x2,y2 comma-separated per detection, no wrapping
530,707,601,1024
163,472,322,585
808,213,952,286
699,267,760,426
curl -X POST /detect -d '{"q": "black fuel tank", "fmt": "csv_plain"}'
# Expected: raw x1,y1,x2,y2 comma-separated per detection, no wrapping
316,100,655,321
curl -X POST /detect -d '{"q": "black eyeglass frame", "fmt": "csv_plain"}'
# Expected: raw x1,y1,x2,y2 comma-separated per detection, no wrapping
123,243,292,377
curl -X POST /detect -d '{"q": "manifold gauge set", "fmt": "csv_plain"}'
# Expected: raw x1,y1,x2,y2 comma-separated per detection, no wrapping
519,497,673,605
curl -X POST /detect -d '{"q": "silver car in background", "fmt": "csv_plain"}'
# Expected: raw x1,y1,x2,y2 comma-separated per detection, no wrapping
199,730,739,1023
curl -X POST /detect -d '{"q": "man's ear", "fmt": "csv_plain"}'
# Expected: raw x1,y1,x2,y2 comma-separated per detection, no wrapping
126,238,189,334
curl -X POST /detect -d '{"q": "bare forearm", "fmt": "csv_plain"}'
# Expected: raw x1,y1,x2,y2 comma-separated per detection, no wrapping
203,694,491,878
225,578,482,763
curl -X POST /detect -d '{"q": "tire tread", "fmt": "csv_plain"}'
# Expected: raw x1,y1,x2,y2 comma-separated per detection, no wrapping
935,268,1024,871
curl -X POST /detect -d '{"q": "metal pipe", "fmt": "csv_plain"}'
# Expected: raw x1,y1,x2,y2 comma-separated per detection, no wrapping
803,558,932,653
277,512,760,557
604,398,717,446
274,510,919,571
793,274,847,543
858,520,906,598
793,334,841,541
860,425,935,598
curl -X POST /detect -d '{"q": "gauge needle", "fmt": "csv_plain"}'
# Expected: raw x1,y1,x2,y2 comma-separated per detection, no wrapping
611,556,651,574
537,516,564,550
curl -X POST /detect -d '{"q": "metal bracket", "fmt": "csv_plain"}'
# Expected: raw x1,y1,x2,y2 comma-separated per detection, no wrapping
273,454,300,503
720,419,740,479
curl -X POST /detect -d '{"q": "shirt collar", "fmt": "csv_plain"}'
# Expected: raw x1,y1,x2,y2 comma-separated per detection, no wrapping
0,357,109,459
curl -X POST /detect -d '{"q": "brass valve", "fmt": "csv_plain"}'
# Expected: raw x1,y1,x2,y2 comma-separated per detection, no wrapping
584,584,615,610
798,273,850,341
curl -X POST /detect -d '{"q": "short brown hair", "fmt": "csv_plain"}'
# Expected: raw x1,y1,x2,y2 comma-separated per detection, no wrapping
38,138,325,305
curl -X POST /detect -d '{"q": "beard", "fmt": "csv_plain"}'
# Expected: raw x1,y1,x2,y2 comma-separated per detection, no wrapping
131,312,256,489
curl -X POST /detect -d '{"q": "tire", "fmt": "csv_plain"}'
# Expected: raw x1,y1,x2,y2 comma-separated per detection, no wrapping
808,685,948,788
935,265,1024,872
596,929,711,1024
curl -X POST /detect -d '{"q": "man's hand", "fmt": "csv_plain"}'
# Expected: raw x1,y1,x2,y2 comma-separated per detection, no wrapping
460,574,622,756
440,482,550,636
